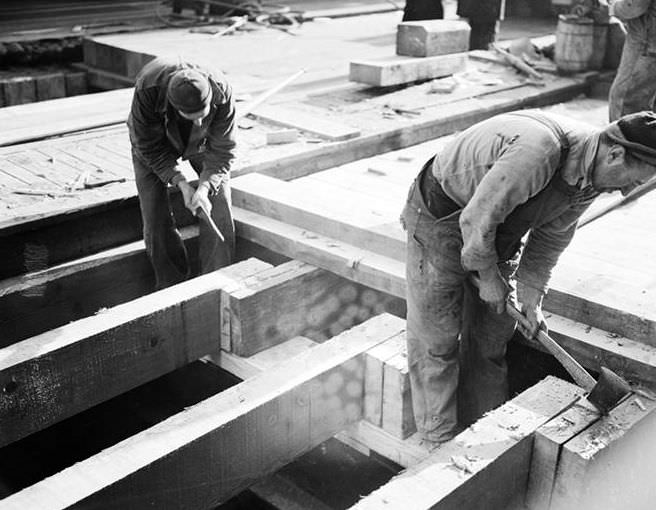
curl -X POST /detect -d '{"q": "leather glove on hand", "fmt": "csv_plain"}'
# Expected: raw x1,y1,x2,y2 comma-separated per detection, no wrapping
516,282,547,339
477,267,510,314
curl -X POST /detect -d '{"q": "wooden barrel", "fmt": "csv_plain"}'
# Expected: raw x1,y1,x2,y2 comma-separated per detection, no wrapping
555,15,594,73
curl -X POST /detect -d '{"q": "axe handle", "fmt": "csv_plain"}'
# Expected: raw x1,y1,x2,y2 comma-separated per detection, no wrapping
504,301,597,391
469,275,596,391
197,204,225,242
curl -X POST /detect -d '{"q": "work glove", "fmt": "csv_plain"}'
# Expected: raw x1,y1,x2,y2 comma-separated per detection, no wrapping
476,266,510,314
516,282,547,339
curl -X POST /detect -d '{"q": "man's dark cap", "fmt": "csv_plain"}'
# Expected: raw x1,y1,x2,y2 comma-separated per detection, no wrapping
167,69,211,114
606,111,656,165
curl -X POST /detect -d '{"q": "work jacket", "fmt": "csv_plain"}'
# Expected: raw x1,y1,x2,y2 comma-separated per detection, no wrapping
127,56,236,191
430,111,600,293
612,0,656,56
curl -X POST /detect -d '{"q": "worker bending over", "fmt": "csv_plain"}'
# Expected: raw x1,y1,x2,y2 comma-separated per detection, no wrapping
128,57,236,289
401,110,656,444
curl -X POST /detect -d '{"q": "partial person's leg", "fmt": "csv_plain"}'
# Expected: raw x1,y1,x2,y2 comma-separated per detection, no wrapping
468,21,498,50
608,41,641,121
458,261,517,427
402,179,467,443
133,152,189,289
403,0,444,21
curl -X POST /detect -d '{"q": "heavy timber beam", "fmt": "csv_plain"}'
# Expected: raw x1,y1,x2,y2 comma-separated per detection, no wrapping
349,377,583,510
0,226,198,346
0,71,590,280
0,314,406,510
233,173,656,346
549,393,656,510
234,207,656,386
0,258,270,448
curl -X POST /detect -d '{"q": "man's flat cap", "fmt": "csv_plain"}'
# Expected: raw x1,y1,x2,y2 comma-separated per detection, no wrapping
606,110,656,165
167,69,211,114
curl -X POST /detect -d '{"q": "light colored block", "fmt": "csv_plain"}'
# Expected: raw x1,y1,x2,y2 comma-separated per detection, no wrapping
396,20,471,57
349,53,467,87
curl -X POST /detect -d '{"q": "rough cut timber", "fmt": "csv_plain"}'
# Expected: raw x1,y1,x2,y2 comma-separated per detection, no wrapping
525,398,600,510
0,258,270,448
549,393,656,510
349,53,467,87
1,314,405,510
396,20,471,58
350,377,583,510
364,333,415,439
220,259,361,356
0,226,199,346
252,104,361,142
2,77,37,106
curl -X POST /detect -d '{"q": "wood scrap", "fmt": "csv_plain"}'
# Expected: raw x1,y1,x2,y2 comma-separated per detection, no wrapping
491,43,543,80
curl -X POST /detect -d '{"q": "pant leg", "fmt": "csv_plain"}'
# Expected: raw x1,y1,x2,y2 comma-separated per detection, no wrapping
199,176,236,273
403,0,444,21
458,260,517,427
133,151,189,290
468,21,498,50
402,179,467,442
609,48,656,121
188,158,235,274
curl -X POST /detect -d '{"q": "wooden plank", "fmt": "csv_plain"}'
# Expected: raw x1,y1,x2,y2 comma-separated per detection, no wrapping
221,260,359,356
349,53,467,87
396,20,470,58
1,77,36,106
64,70,88,96
232,173,406,262
234,207,407,298
382,349,415,439
1,314,405,510
0,260,270,448
34,72,67,102
350,377,583,510
252,104,361,142
549,393,656,510
249,472,333,510
525,398,600,510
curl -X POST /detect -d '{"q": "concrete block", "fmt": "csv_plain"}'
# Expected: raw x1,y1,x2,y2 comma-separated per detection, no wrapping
396,20,470,57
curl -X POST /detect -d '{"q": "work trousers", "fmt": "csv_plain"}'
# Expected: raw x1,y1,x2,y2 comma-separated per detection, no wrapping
133,152,236,289
609,39,656,121
401,172,517,442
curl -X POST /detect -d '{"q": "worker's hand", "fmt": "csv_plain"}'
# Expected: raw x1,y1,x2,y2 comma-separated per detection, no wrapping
476,267,510,314
516,282,547,339
178,179,196,214
190,182,212,217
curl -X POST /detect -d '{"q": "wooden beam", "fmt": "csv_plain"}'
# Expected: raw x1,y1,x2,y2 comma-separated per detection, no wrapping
525,398,600,510
0,226,198,346
350,377,583,510
251,104,361,142
1,314,405,510
396,20,470,58
0,259,269,448
349,53,467,87
221,260,364,356
549,393,656,510
234,207,407,298
232,173,406,262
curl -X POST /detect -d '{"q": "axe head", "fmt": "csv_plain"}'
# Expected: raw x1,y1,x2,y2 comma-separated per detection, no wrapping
588,367,632,415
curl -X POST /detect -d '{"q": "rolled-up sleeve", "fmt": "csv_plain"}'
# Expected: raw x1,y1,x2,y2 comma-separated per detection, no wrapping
128,87,180,184
459,142,559,272
200,82,236,190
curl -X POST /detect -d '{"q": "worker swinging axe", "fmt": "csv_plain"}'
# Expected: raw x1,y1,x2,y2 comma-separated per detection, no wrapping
471,274,632,415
